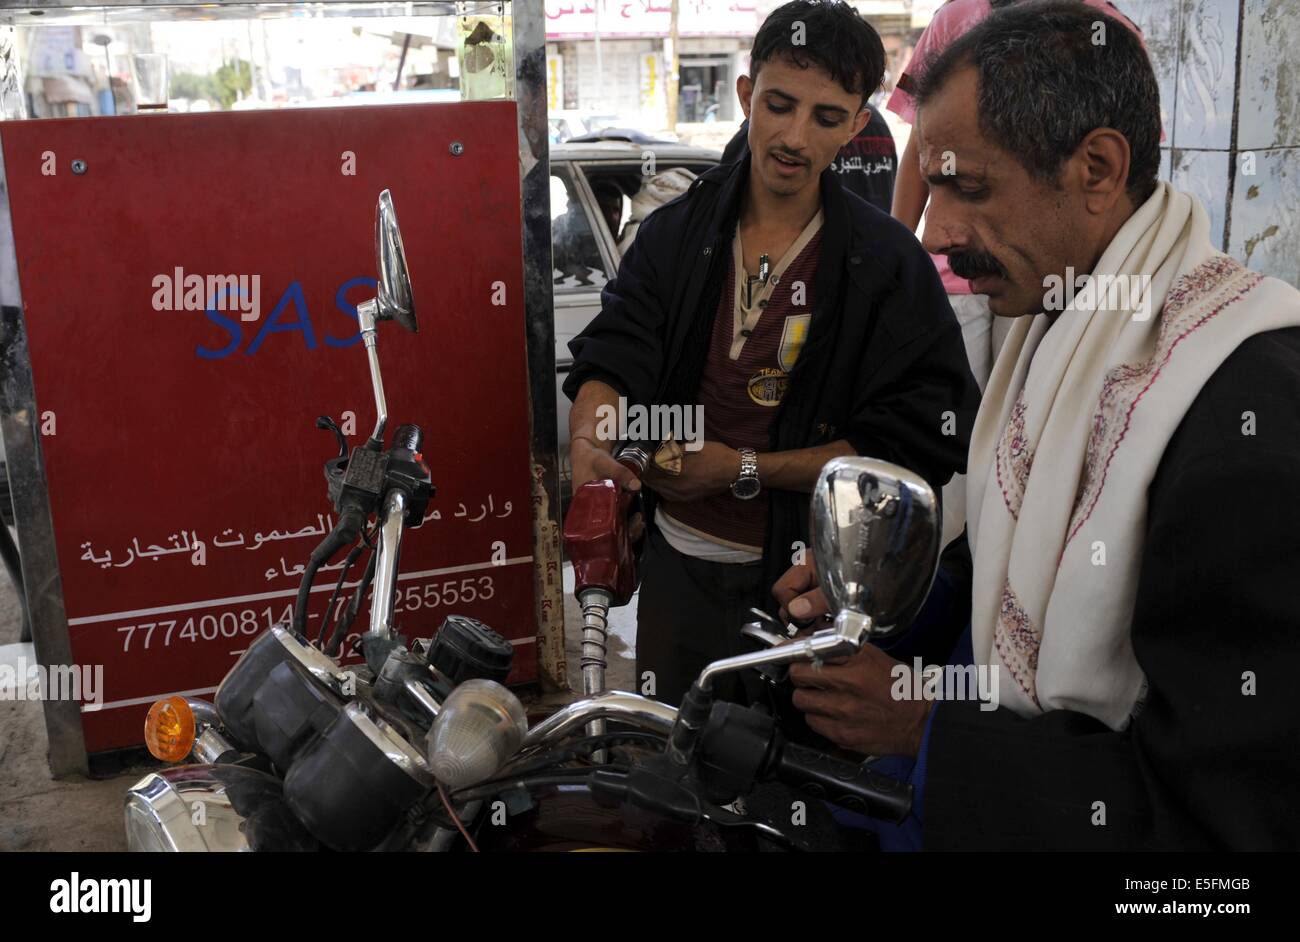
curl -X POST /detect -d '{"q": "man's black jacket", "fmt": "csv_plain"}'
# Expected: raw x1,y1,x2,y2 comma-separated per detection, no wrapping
925,327,1300,850
563,153,980,596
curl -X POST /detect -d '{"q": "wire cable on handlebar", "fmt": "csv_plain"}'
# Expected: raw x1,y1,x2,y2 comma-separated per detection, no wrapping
447,732,669,807
496,731,668,781
326,545,378,657
293,507,366,639
436,782,479,852
449,767,802,850
449,773,603,805
317,539,366,648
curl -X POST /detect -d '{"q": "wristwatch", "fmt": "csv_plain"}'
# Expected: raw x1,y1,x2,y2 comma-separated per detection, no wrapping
730,447,761,500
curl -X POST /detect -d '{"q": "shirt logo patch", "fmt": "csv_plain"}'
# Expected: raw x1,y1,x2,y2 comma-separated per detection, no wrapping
778,314,811,373
747,367,788,407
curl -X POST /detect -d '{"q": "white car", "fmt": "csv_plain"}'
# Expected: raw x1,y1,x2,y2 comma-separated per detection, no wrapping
548,139,721,500
548,111,622,144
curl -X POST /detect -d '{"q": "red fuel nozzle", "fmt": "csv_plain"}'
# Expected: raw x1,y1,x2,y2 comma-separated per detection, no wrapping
563,446,648,607
562,445,650,734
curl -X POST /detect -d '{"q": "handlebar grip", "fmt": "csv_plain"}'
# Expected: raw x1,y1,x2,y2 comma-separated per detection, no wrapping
775,742,914,824
392,423,423,453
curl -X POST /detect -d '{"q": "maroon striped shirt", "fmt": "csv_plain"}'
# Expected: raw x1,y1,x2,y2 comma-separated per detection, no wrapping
661,228,822,549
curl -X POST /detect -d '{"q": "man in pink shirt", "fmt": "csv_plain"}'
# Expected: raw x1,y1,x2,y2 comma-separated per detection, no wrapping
888,0,1145,544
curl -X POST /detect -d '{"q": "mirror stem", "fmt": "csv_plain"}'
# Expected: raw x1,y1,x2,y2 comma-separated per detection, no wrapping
665,610,875,765
694,613,871,691
356,298,389,447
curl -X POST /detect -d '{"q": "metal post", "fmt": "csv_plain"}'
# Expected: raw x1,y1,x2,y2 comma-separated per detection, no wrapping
0,139,89,777
393,32,412,91
512,0,567,691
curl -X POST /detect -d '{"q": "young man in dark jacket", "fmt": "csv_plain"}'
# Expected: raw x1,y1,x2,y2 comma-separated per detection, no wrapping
722,105,899,215
563,0,980,706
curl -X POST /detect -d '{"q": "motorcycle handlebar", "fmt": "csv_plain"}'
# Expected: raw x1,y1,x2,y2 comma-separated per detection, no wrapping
774,741,913,825
367,488,408,639
693,700,914,825
519,691,677,751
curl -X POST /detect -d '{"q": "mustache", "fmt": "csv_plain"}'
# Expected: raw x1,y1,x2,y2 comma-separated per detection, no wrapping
948,251,1007,281
770,147,808,165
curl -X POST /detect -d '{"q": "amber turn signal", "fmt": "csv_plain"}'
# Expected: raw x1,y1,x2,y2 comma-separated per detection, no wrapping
144,696,196,763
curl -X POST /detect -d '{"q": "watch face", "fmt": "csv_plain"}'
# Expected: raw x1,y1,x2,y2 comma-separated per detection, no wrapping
731,477,761,500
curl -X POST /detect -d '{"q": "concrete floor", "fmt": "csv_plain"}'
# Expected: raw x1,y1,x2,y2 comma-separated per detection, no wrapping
0,546,158,851
0,550,638,851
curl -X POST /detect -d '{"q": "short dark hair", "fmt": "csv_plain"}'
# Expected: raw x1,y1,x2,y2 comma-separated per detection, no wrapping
749,0,886,105
916,0,1161,204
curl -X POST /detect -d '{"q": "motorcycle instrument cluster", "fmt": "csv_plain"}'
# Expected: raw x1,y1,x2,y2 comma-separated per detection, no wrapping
284,702,436,852
214,626,345,754
425,614,514,689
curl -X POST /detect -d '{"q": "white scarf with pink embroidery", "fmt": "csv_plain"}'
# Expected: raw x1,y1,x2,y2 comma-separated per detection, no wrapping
966,182,1300,730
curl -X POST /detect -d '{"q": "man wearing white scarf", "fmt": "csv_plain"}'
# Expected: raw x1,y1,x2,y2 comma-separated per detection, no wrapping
775,0,1300,849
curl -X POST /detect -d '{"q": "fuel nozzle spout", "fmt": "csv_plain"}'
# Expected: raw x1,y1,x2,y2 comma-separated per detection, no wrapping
577,587,614,700
564,445,650,757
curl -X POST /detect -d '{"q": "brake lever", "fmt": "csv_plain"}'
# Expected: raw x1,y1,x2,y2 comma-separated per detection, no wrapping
698,802,799,850
740,623,788,649
740,609,797,686
588,764,801,850
741,607,796,647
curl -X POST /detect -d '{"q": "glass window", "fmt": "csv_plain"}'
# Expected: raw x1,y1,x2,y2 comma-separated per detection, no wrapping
5,10,475,121
583,163,705,258
550,167,608,291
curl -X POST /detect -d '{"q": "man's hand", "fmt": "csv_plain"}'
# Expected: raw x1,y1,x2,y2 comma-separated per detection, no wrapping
570,436,641,492
642,441,739,502
568,437,645,542
777,556,931,758
789,646,933,758
772,560,830,625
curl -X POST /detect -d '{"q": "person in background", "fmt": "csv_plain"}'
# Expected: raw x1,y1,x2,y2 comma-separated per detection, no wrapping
722,102,898,214
888,0,1146,547
616,168,698,254
563,0,978,707
589,178,628,242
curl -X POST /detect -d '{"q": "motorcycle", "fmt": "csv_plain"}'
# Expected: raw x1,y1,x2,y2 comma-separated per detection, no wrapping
122,191,942,852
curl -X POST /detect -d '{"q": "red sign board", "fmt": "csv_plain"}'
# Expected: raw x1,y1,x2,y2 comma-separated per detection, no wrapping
1,102,537,752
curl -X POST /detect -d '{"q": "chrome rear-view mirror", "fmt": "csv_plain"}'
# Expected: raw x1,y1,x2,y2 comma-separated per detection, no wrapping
811,456,940,641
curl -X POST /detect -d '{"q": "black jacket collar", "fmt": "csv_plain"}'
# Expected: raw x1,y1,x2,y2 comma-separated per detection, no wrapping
693,152,896,303
696,152,850,248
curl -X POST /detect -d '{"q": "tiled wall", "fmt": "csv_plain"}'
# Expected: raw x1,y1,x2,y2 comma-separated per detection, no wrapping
1122,0,1298,286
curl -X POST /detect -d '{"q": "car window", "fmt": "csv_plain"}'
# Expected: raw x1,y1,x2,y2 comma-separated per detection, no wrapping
550,167,608,292
583,162,711,259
